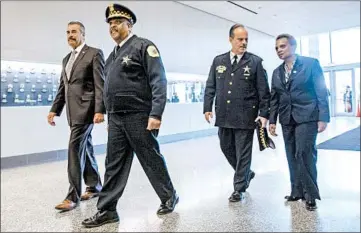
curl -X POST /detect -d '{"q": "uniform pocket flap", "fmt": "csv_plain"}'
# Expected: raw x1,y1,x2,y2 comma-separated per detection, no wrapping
81,95,94,100
115,92,137,97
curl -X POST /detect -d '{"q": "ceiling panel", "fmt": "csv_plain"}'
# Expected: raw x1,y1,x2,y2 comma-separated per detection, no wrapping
178,1,360,37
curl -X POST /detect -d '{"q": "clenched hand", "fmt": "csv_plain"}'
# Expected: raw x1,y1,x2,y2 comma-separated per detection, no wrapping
147,117,161,130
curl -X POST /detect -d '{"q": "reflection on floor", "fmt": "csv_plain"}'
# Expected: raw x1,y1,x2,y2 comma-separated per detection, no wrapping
1,117,360,232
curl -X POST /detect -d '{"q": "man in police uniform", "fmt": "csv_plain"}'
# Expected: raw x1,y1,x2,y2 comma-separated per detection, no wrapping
82,4,178,228
204,24,271,202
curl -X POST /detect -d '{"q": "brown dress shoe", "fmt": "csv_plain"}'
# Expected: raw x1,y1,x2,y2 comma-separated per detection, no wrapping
55,199,78,211
80,191,99,201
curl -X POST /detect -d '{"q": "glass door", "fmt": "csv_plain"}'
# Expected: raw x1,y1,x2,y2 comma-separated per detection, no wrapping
333,69,355,116
355,68,360,116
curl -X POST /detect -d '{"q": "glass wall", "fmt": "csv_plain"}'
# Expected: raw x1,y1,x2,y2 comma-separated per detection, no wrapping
296,26,360,117
331,27,360,65
298,32,332,66
297,27,360,66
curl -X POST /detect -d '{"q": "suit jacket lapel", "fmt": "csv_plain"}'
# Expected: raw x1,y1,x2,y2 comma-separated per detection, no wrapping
233,52,251,73
62,53,71,83
288,56,303,84
279,65,287,87
69,44,89,80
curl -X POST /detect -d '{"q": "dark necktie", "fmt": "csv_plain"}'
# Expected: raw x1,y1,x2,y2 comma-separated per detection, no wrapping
113,45,120,60
232,55,238,70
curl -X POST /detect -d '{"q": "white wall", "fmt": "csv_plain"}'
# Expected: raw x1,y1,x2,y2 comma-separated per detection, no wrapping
1,1,281,158
1,1,279,76
1,103,213,157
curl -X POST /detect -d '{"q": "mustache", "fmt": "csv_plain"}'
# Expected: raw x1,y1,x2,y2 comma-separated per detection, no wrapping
68,38,76,41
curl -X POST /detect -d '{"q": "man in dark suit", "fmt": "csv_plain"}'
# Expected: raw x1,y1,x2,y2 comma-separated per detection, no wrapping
269,34,330,211
47,21,106,211
81,4,178,228
203,24,271,202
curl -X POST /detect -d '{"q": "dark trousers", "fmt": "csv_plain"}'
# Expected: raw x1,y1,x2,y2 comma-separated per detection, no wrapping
281,117,320,201
66,124,102,202
97,112,175,211
218,127,255,192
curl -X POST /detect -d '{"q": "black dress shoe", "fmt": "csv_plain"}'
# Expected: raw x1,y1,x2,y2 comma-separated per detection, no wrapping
229,191,244,202
285,195,304,201
157,192,179,215
82,210,119,228
246,171,256,189
305,200,317,211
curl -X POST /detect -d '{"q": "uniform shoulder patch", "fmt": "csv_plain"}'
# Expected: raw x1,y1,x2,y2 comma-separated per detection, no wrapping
147,45,160,58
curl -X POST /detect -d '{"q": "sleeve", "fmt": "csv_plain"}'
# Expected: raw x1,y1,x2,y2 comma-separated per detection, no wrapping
92,49,106,114
203,58,217,113
269,70,279,124
50,72,66,116
143,42,167,120
312,59,330,122
256,59,271,119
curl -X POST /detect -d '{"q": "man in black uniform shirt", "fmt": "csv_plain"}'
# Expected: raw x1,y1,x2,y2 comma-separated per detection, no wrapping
82,3,178,228
203,24,271,202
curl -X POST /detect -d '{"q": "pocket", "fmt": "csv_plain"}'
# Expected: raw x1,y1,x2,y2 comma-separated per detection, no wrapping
115,92,137,97
215,73,225,90
113,92,139,111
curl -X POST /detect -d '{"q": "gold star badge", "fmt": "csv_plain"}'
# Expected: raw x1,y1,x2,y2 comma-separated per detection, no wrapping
122,55,131,65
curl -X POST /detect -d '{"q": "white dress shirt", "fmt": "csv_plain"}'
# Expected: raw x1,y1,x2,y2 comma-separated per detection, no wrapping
230,51,244,64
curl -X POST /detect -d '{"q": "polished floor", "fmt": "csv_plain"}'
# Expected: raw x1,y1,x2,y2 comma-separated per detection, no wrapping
1,117,360,232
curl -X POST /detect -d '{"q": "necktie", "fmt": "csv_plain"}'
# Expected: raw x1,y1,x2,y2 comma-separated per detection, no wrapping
113,45,120,60
66,50,77,79
232,55,238,70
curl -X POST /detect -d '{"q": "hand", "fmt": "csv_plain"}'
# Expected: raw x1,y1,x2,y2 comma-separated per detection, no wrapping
204,112,213,123
269,124,278,136
255,116,268,128
47,112,57,126
93,113,104,124
147,117,161,130
318,121,327,133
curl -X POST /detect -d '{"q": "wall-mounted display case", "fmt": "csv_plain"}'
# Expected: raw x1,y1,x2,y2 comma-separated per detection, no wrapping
1,60,208,107
1,60,62,107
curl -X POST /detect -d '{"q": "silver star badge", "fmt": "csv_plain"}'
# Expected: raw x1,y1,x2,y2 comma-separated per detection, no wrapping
122,55,131,65
243,65,251,74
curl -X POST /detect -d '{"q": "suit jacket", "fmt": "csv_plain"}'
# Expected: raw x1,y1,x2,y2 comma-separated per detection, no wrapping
269,55,330,125
50,44,106,126
203,51,271,129
103,35,167,120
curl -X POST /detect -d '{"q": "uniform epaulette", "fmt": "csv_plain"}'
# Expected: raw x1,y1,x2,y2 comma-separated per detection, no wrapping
247,52,262,60
215,52,229,59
